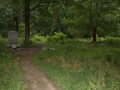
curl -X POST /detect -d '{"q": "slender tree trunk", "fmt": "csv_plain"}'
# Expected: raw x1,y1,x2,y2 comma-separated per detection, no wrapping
25,0,30,44
47,15,56,49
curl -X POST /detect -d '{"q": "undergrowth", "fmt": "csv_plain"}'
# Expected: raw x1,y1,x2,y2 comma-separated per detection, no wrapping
0,38,26,90
33,39,120,90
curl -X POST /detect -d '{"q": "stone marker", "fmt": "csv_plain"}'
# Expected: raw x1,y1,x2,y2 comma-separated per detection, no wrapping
6,31,21,48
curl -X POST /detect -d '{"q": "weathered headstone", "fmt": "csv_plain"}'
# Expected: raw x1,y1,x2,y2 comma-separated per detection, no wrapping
6,31,21,48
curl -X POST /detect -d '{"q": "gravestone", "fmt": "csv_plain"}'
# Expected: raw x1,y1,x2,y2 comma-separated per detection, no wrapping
6,31,21,48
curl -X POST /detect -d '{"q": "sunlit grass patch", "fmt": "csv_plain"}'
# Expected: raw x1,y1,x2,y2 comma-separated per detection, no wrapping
33,40,120,90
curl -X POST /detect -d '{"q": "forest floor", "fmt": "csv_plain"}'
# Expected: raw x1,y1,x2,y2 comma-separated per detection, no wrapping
9,44,61,90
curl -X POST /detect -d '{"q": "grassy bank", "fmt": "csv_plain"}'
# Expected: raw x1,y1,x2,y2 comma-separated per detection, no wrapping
0,38,26,90
33,39,120,90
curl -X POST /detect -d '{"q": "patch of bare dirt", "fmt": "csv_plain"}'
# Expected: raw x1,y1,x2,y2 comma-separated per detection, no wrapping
9,44,61,90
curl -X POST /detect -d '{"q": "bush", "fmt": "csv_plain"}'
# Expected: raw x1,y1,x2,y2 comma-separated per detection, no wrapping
67,27,80,38
31,35,48,43
51,32,67,42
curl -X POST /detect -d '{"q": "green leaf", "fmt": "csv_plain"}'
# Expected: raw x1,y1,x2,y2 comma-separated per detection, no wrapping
89,81,96,89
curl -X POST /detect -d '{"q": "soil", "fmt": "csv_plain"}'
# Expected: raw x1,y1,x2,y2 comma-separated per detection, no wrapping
9,43,61,90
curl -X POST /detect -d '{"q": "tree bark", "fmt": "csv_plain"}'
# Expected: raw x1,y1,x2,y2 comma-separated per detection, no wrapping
14,16,18,32
25,0,30,44
92,26,97,42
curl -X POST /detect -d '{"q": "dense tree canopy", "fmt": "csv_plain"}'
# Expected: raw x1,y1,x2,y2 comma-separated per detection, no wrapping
0,0,120,43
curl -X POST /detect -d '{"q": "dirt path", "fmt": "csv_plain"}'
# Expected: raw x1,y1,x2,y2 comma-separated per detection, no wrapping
10,45,61,90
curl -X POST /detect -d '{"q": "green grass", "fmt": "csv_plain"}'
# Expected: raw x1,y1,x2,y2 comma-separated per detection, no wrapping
0,38,26,90
33,39,120,90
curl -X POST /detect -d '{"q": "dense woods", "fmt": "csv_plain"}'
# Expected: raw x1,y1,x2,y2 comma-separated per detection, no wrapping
0,0,120,43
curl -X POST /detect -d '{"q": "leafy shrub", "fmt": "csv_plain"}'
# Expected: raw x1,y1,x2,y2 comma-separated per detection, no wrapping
67,27,80,38
19,35,48,47
31,35,48,43
51,32,67,42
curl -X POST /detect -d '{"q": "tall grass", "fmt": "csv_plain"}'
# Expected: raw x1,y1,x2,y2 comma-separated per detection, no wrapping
0,38,26,90
98,36,120,48
33,39,120,90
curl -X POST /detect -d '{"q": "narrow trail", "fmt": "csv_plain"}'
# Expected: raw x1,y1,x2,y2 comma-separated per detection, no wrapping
10,44,61,90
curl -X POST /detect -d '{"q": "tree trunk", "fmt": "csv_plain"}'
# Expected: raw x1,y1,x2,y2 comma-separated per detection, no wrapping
25,0,30,44
92,26,97,42
14,16,18,32
47,14,56,49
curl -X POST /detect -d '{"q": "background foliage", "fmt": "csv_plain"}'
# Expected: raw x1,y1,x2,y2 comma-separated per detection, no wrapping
0,0,119,40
